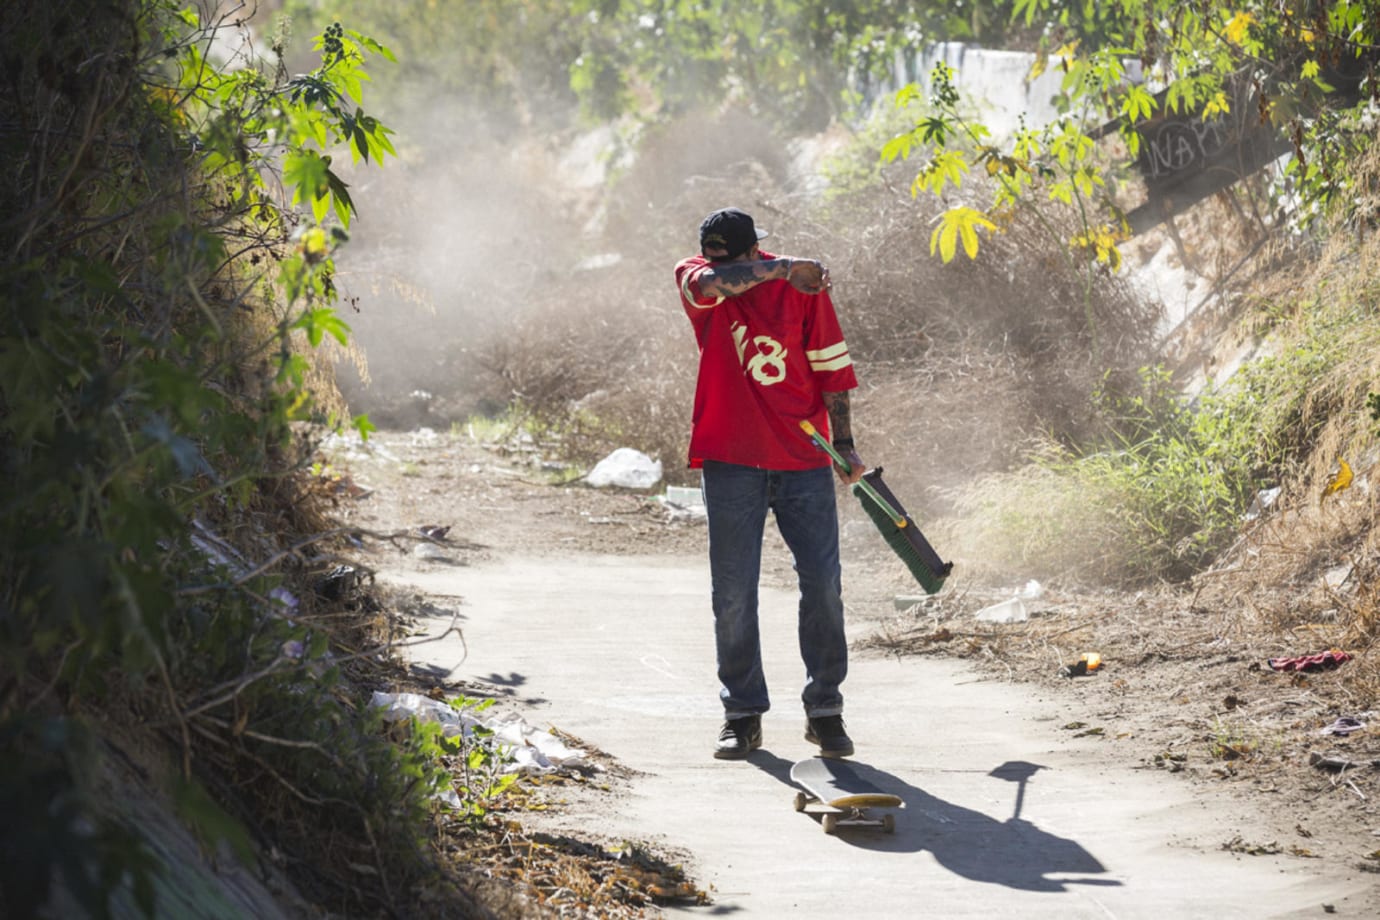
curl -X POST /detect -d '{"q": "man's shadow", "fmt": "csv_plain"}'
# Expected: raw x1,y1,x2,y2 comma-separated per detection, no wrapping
748,752,1120,893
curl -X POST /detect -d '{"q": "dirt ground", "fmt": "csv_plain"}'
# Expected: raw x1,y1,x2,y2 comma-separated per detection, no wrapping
325,427,1380,913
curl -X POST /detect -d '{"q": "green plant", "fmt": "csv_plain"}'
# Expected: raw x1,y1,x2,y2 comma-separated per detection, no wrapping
0,717,162,917
1039,366,1289,581
543,464,589,486
442,696,520,825
560,0,1001,130
941,283,1376,587
375,695,523,829
0,1,441,915
885,0,1380,275
1207,718,1260,761
281,0,1020,134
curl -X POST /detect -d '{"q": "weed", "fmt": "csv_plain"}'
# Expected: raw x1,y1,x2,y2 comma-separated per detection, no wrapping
1208,719,1259,761
543,465,588,485
936,313,1368,588
398,696,522,828
0,4,475,916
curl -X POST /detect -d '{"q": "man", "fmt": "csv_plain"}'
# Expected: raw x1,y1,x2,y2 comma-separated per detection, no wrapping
673,207,865,760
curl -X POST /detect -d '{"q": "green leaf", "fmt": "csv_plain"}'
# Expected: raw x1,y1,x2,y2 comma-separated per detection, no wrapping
916,149,969,196
351,121,369,164
325,170,354,227
881,132,915,163
293,308,351,348
1013,0,1043,26
350,29,397,62
1120,84,1156,123
929,207,997,263
339,69,365,105
283,151,329,212
893,83,923,107
917,115,951,145
279,254,308,304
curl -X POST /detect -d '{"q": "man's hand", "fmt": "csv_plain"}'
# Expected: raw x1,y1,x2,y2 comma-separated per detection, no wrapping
787,258,830,295
834,449,865,485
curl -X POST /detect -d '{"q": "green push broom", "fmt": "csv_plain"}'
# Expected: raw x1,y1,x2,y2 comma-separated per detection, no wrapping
800,420,953,595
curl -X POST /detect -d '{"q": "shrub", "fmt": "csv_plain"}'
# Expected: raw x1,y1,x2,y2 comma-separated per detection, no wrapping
0,4,480,915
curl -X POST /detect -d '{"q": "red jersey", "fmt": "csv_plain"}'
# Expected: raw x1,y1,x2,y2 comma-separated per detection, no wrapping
674,251,858,470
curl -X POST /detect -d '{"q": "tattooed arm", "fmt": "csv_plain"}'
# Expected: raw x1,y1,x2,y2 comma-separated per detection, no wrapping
695,255,830,297
824,390,864,485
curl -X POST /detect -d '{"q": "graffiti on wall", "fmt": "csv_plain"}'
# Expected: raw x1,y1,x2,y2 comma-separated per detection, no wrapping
1120,79,1291,234
1137,117,1235,181
1122,55,1375,233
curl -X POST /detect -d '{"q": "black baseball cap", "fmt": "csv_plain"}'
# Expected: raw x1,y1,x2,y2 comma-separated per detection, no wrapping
699,207,768,260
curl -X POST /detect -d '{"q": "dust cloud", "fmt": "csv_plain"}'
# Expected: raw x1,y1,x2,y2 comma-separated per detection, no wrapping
329,93,807,443
245,5,1169,588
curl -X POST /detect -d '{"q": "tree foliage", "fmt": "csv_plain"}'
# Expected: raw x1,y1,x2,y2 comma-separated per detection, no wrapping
280,0,595,132
0,2,475,915
281,0,1008,130
889,0,1380,272
560,0,985,127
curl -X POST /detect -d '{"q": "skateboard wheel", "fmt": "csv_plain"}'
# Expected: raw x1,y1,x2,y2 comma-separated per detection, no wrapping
822,814,839,835
794,792,808,812
882,813,896,834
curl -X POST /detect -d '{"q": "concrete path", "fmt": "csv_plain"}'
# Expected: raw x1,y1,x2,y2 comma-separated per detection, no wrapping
387,553,1375,919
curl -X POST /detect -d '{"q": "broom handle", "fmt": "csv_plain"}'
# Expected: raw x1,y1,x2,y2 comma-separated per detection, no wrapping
798,420,908,528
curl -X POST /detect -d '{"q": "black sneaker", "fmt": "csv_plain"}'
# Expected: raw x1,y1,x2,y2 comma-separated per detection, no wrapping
714,715,762,760
805,715,854,758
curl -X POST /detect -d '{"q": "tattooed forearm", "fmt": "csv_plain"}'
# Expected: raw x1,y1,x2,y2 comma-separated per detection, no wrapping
823,390,852,441
696,258,791,297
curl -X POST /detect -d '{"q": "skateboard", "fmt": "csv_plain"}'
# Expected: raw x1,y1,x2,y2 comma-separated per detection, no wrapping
790,757,903,834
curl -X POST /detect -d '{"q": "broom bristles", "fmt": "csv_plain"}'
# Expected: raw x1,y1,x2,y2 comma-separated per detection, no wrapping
854,469,952,595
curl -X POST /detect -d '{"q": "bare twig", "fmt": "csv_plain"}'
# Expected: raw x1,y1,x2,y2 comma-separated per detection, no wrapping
194,712,346,767
151,645,193,780
180,657,295,721
178,525,484,597
163,615,467,731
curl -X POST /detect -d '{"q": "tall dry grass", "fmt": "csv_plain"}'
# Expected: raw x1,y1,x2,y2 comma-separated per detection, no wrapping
333,88,1380,699
332,104,1171,543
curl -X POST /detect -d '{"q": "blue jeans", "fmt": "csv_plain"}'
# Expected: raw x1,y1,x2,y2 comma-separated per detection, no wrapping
701,460,848,720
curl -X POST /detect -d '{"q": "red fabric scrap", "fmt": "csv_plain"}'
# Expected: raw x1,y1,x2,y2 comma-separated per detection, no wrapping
1266,650,1352,672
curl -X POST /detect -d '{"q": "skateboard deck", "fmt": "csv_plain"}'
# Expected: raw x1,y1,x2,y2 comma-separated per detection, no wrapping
790,757,903,834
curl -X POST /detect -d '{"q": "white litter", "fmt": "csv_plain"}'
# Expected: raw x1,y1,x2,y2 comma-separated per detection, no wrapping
321,430,400,464
659,484,707,522
975,597,1029,624
664,485,704,507
369,691,596,775
412,542,450,560
975,580,1044,623
409,427,440,445
1245,487,1282,522
585,447,663,489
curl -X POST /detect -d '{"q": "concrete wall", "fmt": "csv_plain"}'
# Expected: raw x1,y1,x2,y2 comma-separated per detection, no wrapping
859,42,1146,139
